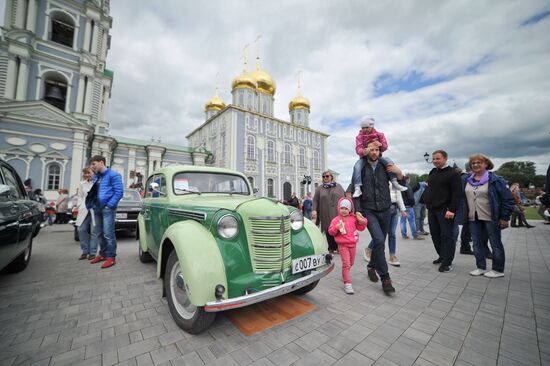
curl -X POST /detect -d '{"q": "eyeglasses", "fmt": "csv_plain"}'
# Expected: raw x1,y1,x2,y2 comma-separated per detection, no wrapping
470,161,484,165
322,175,331,178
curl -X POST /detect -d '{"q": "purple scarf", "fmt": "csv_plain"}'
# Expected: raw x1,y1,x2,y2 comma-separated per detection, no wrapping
322,182,337,189
467,171,489,186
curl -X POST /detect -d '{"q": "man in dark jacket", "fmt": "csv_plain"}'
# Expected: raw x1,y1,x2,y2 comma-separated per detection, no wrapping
360,141,403,293
88,155,124,269
424,150,461,273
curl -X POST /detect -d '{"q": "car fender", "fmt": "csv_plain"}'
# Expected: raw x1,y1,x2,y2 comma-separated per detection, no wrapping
159,220,228,306
303,219,328,254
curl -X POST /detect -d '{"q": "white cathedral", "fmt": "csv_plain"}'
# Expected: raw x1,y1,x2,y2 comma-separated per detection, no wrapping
187,59,329,201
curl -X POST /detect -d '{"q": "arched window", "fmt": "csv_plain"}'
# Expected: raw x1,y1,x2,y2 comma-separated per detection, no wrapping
43,71,68,111
313,150,320,169
284,144,291,165
267,178,274,197
267,140,275,162
247,136,256,160
50,11,75,48
299,147,305,167
46,163,61,190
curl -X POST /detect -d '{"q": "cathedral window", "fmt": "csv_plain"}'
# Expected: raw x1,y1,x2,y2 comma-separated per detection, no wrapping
313,150,320,169
284,144,291,165
46,163,62,190
247,136,256,160
299,147,305,167
50,11,75,48
43,72,68,111
267,178,274,197
267,140,275,162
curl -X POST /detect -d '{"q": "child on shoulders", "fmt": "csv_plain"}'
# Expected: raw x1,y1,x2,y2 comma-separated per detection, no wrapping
352,117,407,198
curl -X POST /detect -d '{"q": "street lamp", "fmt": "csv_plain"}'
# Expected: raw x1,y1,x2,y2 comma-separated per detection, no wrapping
423,152,432,164
301,175,312,193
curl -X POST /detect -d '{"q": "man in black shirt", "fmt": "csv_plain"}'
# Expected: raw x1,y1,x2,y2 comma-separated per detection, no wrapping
424,150,461,273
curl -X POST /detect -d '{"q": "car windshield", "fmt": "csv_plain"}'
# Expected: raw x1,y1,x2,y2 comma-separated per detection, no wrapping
122,190,141,201
173,172,250,195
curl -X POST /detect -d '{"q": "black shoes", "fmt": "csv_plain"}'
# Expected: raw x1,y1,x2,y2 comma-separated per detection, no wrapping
439,265,453,273
433,258,442,264
367,268,379,282
460,249,474,255
382,279,395,293
526,225,535,228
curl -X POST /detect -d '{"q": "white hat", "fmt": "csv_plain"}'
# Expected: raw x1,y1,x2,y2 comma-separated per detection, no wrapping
360,117,375,128
340,199,352,211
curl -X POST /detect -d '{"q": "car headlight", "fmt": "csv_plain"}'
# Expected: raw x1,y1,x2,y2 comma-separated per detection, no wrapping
290,210,304,231
217,214,239,239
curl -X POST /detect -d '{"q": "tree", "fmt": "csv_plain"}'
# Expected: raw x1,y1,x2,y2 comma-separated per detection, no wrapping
495,161,537,187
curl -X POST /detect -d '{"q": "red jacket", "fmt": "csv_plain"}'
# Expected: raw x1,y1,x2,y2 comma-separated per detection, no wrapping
355,128,388,157
328,198,367,246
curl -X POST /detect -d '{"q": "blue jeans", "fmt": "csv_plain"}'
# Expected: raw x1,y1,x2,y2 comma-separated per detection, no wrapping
364,208,391,280
400,207,418,237
469,220,505,272
92,207,118,258
352,157,394,186
428,209,456,267
414,204,426,232
78,213,96,255
368,205,398,254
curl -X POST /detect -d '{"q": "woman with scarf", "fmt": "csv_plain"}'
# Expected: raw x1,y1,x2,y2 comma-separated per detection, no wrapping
464,154,515,278
312,171,346,253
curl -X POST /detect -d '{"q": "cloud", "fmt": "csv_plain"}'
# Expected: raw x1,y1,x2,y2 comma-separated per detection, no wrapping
105,0,550,184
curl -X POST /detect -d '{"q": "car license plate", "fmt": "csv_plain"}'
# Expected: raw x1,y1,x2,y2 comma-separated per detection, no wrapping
292,254,326,274
116,213,127,219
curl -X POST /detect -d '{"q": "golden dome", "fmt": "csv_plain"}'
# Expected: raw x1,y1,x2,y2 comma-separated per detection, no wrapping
250,68,276,95
231,71,257,91
204,93,226,112
289,93,310,111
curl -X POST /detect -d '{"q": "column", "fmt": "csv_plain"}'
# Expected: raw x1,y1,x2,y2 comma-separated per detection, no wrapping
101,28,109,60
4,55,18,99
15,58,29,101
65,82,72,113
69,132,86,194
14,0,27,29
83,18,91,51
26,0,37,33
4,0,13,28
90,22,99,54
100,88,110,121
75,75,85,113
83,77,93,114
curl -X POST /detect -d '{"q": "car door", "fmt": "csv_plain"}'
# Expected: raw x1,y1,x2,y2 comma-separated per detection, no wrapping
0,163,23,268
149,174,168,254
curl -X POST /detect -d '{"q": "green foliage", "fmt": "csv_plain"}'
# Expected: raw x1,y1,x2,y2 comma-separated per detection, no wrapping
495,161,538,188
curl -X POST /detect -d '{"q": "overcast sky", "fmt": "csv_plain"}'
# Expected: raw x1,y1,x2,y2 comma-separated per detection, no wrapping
105,1,548,181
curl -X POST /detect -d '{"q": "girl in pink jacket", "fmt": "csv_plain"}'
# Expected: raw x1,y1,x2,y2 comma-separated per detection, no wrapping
328,197,367,294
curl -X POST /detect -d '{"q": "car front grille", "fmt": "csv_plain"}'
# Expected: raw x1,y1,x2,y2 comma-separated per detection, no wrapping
248,215,291,273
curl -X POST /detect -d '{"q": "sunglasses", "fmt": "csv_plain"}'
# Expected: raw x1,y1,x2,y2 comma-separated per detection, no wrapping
322,175,331,178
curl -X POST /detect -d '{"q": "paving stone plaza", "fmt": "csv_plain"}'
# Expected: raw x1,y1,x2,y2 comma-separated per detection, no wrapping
1,223,549,366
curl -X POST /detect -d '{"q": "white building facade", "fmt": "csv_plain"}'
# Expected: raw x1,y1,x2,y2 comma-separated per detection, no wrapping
187,62,329,201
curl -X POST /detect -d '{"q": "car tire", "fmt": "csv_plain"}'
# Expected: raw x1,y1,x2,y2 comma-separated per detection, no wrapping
292,280,319,295
5,239,32,273
74,227,79,242
138,245,153,263
164,250,216,334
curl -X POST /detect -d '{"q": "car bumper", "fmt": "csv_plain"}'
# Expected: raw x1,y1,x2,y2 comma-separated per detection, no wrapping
115,219,137,229
204,261,335,312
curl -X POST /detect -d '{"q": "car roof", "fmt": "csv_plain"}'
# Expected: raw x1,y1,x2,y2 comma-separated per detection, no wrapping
149,165,247,177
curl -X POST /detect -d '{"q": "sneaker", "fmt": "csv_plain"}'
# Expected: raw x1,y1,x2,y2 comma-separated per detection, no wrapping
101,258,116,269
88,255,96,260
90,255,105,264
388,255,401,267
352,186,362,198
438,265,453,273
344,283,354,294
420,231,430,235
402,235,410,239
484,270,504,278
460,249,474,255
382,279,395,293
432,258,442,264
367,268,379,282
363,247,371,262
78,254,88,260
469,268,486,276
391,180,408,192
413,236,425,240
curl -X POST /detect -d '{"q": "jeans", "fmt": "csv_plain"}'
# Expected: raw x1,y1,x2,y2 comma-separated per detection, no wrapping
469,219,505,272
428,209,456,267
414,204,426,232
303,209,312,220
92,207,118,258
364,208,391,280
338,244,356,284
78,213,96,255
368,205,399,254
400,207,418,237
352,157,394,186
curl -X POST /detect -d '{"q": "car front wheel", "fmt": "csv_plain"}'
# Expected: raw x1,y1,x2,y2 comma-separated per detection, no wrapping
5,239,32,273
164,250,216,334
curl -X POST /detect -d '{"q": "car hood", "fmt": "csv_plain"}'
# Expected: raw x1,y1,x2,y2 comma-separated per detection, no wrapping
174,195,285,212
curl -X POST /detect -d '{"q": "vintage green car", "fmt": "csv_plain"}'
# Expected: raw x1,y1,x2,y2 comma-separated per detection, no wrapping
137,165,334,333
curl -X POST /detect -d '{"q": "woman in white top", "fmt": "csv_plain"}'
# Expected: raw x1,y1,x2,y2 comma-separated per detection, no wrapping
77,168,95,260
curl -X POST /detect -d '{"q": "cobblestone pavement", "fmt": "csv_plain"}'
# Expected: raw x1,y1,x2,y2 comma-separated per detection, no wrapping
1,222,549,366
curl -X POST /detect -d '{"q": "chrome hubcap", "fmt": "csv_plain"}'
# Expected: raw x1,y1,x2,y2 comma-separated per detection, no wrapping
169,260,197,319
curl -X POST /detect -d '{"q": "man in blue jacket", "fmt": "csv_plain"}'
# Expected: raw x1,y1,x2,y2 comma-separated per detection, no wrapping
88,155,124,268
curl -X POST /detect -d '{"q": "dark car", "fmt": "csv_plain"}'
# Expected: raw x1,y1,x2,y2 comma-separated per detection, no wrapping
0,159,42,273
74,189,142,241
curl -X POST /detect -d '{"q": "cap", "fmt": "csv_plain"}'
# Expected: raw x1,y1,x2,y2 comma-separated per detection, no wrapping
340,199,352,211
360,117,375,128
